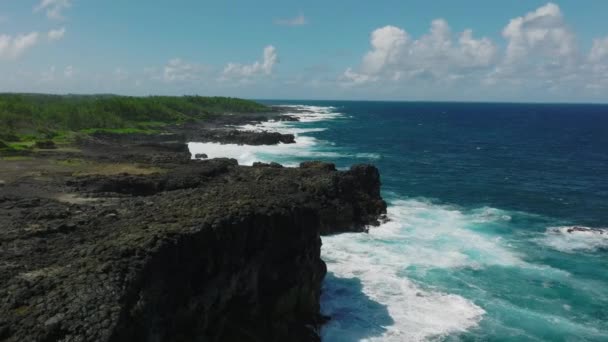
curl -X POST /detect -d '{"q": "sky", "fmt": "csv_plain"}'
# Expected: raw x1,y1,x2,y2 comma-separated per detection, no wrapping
1,0,608,102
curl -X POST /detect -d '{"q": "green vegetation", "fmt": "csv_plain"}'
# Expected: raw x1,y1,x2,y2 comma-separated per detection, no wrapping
0,94,269,150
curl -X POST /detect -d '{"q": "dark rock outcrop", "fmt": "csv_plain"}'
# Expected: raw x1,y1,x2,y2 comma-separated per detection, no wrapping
35,140,56,149
188,129,295,145
0,159,386,342
300,161,337,172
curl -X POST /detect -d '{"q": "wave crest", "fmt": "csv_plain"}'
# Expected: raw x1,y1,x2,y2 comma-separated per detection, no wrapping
538,226,608,253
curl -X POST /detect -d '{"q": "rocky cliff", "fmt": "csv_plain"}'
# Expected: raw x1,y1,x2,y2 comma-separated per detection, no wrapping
0,158,386,342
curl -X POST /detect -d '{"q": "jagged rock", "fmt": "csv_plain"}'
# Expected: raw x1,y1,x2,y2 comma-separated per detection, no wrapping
0,159,386,342
189,129,296,145
194,153,208,159
300,161,336,171
253,162,284,168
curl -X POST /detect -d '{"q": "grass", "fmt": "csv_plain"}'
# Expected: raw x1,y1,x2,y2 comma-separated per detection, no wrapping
0,94,269,142
5,141,35,151
80,127,160,135
1,94,269,154
0,156,33,161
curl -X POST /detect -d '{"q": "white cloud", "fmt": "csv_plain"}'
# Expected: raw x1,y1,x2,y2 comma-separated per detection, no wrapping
589,37,608,63
0,27,67,60
222,45,278,79
0,32,40,59
343,19,497,85
341,2,608,100
342,67,376,85
360,25,408,75
275,13,307,26
502,2,576,63
163,58,206,82
35,0,71,20
47,27,66,41
64,65,74,78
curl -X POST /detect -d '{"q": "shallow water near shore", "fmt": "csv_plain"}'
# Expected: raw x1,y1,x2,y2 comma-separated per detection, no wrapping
190,101,608,341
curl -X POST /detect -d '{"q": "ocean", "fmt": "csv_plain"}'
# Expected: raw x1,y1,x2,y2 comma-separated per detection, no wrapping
189,101,608,341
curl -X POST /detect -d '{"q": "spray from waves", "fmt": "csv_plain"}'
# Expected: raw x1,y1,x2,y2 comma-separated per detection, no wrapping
321,199,589,341
320,199,528,341
236,105,344,134
188,104,379,166
537,226,608,253
189,136,341,166
279,105,345,122
237,121,327,135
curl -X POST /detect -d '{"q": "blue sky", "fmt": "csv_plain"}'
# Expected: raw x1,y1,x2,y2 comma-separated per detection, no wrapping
1,1,608,102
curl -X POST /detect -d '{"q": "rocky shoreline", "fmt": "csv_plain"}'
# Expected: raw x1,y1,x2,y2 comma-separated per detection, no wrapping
0,108,386,341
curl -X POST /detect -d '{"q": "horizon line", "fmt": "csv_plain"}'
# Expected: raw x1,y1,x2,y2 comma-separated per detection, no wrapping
1,92,608,106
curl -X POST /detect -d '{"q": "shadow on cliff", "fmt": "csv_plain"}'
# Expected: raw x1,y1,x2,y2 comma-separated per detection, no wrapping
320,272,394,341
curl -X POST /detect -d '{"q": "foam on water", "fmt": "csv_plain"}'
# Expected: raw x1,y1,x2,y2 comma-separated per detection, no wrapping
320,199,539,341
278,105,344,122
189,102,608,340
189,105,375,166
537,226,608,253
237,121,327,135
188,136,336,166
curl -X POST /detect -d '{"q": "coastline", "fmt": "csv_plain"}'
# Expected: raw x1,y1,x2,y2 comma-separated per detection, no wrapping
0,103,387,341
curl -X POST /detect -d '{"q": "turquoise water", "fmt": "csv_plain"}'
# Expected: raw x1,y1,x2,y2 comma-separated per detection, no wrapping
190,101,608,341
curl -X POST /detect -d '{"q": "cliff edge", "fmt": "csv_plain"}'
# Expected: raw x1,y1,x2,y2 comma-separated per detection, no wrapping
0,158,386,342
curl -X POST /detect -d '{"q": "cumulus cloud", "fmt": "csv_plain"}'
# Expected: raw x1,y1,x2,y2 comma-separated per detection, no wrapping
589,37,608,63
275,13,307,26
502,3,576,63
35,0,71,20
0,32,40,59
342,2,608,98
47,27,66,41
343,19,497,85
163,58,206,82
0,26,67,60
222,45,278,80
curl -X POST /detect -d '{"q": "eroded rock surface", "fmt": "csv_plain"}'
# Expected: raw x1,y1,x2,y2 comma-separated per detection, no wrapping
0,159,386,342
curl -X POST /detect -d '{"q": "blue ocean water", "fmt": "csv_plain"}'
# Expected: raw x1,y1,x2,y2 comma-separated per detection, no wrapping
190,101,608,341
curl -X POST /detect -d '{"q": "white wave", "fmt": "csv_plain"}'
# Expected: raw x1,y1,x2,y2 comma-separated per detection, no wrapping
237,121,327,135
188,136,335,166
538,226,608,253
277,104,345,122
189,104,357,166
355,152,382,160
320,199,538,341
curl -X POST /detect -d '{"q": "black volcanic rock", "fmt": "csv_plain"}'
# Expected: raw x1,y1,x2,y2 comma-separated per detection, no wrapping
188,129,296,145
300,161,337,171
35,140,56,149
0,159,386,342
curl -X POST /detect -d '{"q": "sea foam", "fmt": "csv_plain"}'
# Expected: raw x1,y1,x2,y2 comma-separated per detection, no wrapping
538,226,608,253
189,105,355,166
319,199,534,341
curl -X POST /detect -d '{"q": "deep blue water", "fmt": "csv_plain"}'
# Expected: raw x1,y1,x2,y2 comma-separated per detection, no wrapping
260,101,608,226
192,101,608,341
